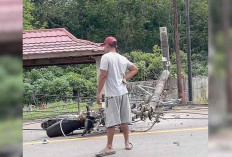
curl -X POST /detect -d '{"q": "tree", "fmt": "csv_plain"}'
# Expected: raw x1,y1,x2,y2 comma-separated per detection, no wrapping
23,0,35,30
23,0,47,30
29,0,208,57
125,45,163,81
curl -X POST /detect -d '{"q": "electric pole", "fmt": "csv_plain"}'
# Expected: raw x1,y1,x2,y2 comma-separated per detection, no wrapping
172,0,183,100
186,0,193,102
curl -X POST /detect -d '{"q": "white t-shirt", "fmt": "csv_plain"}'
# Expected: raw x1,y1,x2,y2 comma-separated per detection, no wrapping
100,52,134,97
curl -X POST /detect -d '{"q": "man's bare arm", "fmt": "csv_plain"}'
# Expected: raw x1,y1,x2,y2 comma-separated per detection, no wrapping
97,70,108,94
124,65,138,80
97,70,108,105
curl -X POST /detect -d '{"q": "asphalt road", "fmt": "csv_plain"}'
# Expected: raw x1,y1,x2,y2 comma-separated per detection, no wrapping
23,107,208,157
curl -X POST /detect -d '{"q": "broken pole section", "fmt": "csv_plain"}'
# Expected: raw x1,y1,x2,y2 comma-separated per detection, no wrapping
147,27,171,110
160,27,170,71
148,70,170,110
172,0,184,101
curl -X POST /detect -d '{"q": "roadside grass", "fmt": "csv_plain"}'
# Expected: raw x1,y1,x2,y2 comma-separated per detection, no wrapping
23,100,99,120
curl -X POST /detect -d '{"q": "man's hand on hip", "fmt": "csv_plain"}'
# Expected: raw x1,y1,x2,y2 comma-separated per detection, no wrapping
97,93,102,105
122,77,128,84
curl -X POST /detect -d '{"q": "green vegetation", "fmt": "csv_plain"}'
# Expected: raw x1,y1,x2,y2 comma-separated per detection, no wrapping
23,0,47,30
23,65,97,105
25,0,208,56
23,45,207,108
23,0,208,113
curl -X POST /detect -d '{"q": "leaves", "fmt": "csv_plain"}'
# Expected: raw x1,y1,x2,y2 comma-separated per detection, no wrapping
125,45,163,81
23,65,98,105
23,0,47,30
27,0,208,57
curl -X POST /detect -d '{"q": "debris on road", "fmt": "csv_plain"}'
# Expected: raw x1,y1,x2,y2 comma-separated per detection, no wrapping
173,141,180,146
42,139,49,144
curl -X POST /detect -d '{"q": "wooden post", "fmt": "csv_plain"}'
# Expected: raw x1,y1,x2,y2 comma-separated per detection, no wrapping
172,0,183,100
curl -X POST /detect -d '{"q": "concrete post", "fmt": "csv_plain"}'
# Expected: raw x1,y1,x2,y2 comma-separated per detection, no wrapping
181,74,187,104
92,56,101,81
159,27,170,71
92,56,105,108
148,70,170,110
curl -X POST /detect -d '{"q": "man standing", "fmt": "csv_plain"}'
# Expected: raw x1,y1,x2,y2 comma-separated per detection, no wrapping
96,37,138,156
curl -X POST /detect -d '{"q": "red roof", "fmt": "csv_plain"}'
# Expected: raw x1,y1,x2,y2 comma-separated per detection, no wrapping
23,28,104,57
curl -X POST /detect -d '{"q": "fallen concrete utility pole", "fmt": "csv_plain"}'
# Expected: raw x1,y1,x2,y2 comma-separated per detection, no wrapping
148,70,170,110
131,27,171,120
149,27,171,110
131,70,170,120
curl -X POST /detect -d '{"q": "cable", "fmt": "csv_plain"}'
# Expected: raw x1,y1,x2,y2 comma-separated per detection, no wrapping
59,118,67,138
154,111,208,115
131,120,157,132
130,113,161,132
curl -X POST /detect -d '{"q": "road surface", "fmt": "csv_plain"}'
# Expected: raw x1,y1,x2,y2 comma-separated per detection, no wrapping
23,106,208,157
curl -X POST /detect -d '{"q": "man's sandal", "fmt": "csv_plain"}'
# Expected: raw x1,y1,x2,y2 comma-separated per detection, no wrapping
125,142,133,150
95,149,116,157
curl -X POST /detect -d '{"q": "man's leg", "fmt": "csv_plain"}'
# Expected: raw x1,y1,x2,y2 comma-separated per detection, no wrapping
95,126,116,156
104,126,115,151
120,94,132,149
120,123,130,147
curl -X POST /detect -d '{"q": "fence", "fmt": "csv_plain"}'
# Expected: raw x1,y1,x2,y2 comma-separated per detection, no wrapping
23,92,145,122
23,76,208,121
23,94,96,121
